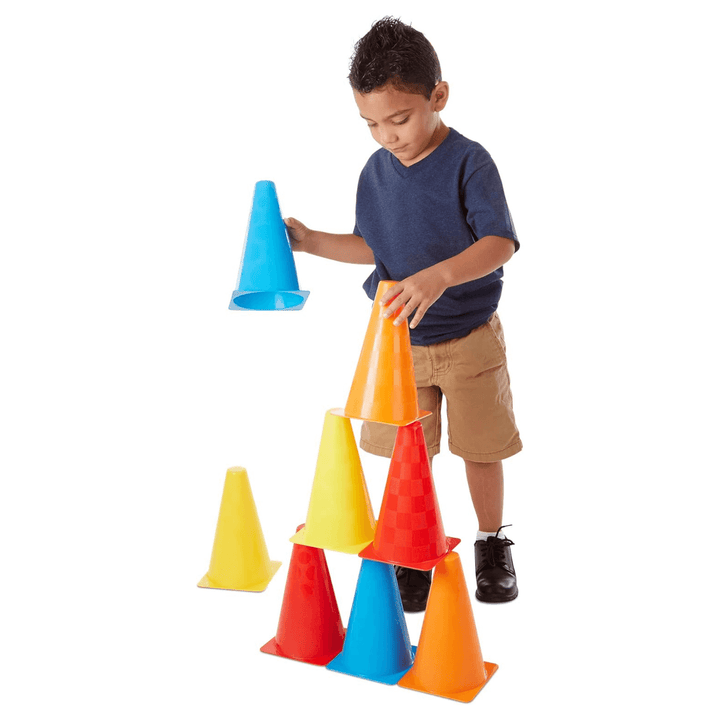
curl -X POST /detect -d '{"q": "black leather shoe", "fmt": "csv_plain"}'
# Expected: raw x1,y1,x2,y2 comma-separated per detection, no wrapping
474,526,518,603
394,566,432,612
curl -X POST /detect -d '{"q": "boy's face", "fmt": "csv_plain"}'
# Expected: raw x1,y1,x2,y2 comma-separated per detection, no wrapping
354,82,449,167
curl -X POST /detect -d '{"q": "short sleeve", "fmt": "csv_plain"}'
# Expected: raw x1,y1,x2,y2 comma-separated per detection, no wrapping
463,155,519,252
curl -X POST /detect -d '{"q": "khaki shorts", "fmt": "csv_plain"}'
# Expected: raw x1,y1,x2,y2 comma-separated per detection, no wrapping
360,312,522,462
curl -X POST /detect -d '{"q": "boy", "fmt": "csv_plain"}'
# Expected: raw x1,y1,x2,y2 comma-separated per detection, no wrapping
285,17,522,611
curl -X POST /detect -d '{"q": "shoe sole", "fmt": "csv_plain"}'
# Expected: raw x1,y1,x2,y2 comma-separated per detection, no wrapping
475,589,518,603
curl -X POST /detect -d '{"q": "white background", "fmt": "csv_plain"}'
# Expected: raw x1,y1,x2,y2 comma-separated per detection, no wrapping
1,1,718,718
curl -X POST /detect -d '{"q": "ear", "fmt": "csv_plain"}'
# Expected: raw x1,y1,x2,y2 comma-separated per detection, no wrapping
432,81,449,111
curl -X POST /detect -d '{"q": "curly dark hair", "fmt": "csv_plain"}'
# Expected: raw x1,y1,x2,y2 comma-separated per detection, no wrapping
348,17,442,100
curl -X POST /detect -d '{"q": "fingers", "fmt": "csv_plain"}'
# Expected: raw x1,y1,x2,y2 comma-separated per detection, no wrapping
381,285,407,318
382,285,422,327
395,298,423,328
408,305,426,329
284,217,305,250
379,286,400,308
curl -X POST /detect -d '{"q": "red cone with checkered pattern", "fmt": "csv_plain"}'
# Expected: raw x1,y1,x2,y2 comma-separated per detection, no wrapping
359,422,460,570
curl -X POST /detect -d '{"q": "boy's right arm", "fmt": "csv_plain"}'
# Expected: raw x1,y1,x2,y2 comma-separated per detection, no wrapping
284,217,375,265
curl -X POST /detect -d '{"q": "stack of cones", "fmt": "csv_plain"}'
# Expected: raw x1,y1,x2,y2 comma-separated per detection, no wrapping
202,259,497,701
274,280,496,699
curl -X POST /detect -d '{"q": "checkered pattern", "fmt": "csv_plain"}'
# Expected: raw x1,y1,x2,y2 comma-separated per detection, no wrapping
373,422,448,565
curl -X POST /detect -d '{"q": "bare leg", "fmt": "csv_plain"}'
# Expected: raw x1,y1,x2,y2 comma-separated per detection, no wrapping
465,459,504,532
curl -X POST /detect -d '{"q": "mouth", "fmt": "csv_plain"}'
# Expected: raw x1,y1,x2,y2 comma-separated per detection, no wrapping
389,145,407,154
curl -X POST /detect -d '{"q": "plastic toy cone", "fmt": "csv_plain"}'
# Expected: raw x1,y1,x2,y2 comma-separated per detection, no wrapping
398,552,498,702
290,410,375,554
359,422,460,571
260,525,345,665
198,467,281,591
326,559,416,684
344,280,431,426
228,180,309,311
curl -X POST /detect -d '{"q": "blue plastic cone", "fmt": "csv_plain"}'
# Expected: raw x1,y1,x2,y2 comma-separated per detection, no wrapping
229,180,309,311
326,559,416,685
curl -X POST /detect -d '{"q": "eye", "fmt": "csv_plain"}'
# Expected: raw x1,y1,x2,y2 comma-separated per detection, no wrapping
393,117,409,125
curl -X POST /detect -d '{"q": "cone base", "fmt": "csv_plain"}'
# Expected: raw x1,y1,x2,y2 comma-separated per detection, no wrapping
358,536,461,571
229,290,309,311
259,632,345,666
326,645,417,686
289,526,373,555
398,660,498,703
197,560,282,592
335,407,433,427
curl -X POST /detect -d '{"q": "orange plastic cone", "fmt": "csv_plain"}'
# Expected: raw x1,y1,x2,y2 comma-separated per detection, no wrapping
198,467,281,592
398,552,498,702
359,422,460,571
290,410,376,554
344,280,431,426
260,525,345,665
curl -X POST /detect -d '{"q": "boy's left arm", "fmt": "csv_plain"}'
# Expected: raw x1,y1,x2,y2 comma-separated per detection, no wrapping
380,235,516,328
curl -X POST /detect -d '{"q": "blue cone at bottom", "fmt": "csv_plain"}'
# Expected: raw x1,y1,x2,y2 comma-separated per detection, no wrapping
326,559,416,685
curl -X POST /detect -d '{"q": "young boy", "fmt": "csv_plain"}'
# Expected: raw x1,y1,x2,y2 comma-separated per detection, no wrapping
285,17,522,611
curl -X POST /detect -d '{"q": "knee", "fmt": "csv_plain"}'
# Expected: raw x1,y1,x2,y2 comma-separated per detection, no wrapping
464,459,501,470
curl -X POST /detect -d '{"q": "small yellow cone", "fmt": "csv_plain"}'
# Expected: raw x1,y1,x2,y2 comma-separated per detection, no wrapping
290,410,376,554
198,467,281,592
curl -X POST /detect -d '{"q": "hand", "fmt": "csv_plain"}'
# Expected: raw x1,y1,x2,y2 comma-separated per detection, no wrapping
380,266,449,329
284,217,314,253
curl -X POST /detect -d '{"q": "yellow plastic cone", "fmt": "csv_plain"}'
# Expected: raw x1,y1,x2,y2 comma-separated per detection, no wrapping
344,280,431,426
198,467,281,592
398,552,498,702
290,410,376,554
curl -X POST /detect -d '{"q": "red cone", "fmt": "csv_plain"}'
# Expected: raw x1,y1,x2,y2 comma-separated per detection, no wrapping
260,525,345,665
359,422,459,570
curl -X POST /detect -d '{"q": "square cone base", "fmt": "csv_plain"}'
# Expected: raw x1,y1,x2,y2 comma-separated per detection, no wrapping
229,289,309,311
326,646,417,686
259,631,346,667
333,407,433,426
197,560,282,592
398,660,498,703
358,537,461,572
289,526,372,556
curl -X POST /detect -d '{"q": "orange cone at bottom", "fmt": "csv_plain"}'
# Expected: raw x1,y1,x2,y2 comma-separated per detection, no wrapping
397,552,498,702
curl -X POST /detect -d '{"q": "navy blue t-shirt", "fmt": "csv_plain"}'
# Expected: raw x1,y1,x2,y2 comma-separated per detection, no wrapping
353,128,519,345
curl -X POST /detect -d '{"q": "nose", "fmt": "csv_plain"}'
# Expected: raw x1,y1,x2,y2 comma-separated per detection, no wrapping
378,125,399,146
